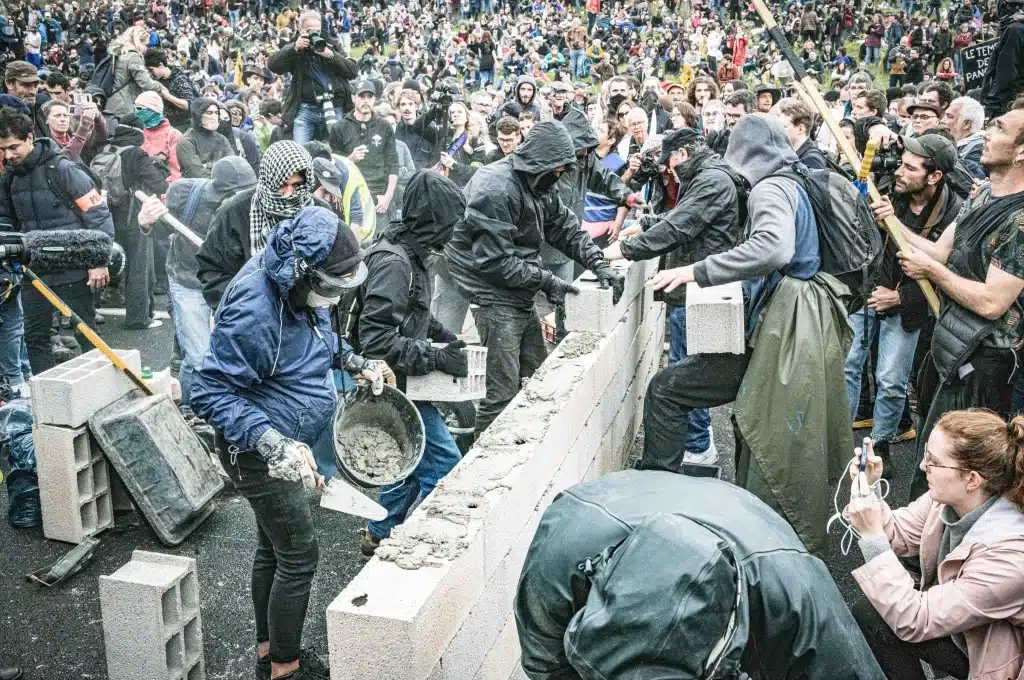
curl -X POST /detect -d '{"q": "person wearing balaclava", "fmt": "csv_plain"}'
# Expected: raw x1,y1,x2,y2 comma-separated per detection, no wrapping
349,170,470,556
175,97,234,179
190,206,386,680
604,127,742,467
445,119,623,435
106,113,170,329
197,141,326,309
136,90,183,183
981,0,1024,118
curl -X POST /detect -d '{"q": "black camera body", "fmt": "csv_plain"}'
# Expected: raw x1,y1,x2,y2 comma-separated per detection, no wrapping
631,152,661,186
306,30,328,52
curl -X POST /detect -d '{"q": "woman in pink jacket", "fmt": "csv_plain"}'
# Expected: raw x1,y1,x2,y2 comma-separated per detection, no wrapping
846,409,1024,680
135,91,183,184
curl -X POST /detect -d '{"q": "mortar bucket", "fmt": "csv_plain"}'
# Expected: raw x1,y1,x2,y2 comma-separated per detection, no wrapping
334,383,425,488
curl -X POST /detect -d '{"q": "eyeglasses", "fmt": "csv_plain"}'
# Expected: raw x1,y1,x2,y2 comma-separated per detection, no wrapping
911,113,938,121
923,449,970,472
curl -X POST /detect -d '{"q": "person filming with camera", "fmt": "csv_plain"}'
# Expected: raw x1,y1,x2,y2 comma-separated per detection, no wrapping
269,10,357,145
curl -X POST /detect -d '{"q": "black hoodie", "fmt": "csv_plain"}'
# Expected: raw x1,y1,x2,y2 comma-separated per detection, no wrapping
352,171,467,380
175,98,235,179
554,108,630,220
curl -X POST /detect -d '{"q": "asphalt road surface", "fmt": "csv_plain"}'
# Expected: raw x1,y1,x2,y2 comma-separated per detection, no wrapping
0,300,918,678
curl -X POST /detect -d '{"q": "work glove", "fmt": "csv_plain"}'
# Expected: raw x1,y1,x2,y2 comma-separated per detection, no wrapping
255,428,321,489
434,325,459,343
593,261,625,305
365,359,396,395
433,339,469,377
539,270,579,307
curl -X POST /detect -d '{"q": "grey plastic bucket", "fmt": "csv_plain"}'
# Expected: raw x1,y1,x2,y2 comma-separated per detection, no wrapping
333,383,425,488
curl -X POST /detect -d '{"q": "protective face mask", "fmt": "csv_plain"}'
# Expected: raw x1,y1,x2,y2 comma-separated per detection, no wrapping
534,170,561,193
136,107,165,129
201,116,220,131
306,290,341,308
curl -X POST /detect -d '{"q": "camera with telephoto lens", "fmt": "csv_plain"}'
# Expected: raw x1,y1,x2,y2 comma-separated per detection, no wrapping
306,30,328,52
318,91,337,123
631,151,661,186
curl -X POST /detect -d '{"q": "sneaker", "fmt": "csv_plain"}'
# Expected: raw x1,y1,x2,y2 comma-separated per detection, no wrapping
360,528,381,557
94,313,106,326
124,319,163,330
853,417,874,429
683,437,718,465
8,488,41,528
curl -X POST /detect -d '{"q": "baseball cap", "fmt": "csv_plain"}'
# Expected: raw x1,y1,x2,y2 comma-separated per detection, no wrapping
312,157,349,198
901,134,958,175
352,78,375,96
550,80,572,94
657,128,704,165
4,61,39,84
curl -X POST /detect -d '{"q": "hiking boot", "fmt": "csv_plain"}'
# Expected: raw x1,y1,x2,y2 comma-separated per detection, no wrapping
8,486,41,528
360,528,381,557
853,417,874,429
892,427,917,443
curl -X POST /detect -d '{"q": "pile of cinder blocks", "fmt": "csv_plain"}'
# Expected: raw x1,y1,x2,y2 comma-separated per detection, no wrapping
30,348,140,543
100,550,206,680
326,278,666,680
405,345,488,402
685,281,745,354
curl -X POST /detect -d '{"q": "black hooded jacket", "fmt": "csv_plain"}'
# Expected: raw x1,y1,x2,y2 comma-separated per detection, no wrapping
176,98,235,179
619,149,741,307
268,37,358,126
554,108,630,220
445,120,604,310
514,470,887,680
981,17,1024,118
351,171,467,382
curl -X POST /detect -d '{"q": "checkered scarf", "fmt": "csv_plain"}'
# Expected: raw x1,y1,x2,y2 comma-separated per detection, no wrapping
249,141,315,255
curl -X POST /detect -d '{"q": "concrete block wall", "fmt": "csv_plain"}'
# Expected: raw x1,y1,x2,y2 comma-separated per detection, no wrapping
99,550,205,680
405,345,488,402
30,349,142,427
564,258,658,334
327,283,665,680
34,422,114,543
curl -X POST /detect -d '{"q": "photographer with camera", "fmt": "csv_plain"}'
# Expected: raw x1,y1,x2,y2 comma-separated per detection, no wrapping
328,79,398,218
268,9,357,144
845,134,962,478
604,128,742,465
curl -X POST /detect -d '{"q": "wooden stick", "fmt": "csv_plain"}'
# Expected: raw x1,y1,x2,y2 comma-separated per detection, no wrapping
751,0,941,316
134,190,205,248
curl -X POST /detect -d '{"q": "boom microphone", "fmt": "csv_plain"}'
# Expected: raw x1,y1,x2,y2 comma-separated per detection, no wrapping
0,230,113,274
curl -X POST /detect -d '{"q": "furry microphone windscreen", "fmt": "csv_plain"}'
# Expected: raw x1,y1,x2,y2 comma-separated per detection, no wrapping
22,230,114,274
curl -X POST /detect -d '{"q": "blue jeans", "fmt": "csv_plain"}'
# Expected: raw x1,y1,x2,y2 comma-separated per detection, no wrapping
229,8,240,25
844,308,920,442
0,292,30,387
368,404,462,539
668,306,712,452
292,102,325,144
865,46,880,66
167,279,211,406
570,49,586,78
477,69,494,88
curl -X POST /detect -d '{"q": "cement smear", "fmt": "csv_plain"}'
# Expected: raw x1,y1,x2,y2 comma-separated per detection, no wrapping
338,425,404,484
557,332,603,360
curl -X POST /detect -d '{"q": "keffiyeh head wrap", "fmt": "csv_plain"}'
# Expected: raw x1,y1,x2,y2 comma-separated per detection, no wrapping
249,141,315,255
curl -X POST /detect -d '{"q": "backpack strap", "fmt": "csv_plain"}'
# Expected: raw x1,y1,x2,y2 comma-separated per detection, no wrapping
180,180,208,226
43,160,83,217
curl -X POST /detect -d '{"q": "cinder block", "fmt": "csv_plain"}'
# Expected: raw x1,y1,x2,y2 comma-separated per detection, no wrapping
565,259,650,334
30,348,142,427
405,345,487,402
99,550,205,680
685,281,745,354
34,422,114,543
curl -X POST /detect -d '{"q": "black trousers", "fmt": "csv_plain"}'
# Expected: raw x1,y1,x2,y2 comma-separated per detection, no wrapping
22,278,96,375
639,351,751,472
851,596,969,680
908,347,1016,501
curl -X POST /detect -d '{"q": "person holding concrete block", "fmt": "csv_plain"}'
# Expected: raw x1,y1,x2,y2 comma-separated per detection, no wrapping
515,470,886,680
349,170,469,556
445,119,623,435
604,127,743,465
190,207,383,680
640,115,854,556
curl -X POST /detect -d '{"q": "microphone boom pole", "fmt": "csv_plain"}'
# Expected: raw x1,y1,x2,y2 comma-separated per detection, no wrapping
750,0,941,316
20,266,155,396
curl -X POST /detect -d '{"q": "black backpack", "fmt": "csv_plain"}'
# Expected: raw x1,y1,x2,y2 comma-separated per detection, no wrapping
775,164,883,311
89,54,130,99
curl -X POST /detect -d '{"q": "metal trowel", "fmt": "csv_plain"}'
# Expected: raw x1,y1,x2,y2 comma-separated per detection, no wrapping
320,477,388,521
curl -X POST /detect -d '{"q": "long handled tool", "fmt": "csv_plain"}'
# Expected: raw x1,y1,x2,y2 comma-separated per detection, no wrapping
134,190,205,247
19,266,155,395
751,0,941,316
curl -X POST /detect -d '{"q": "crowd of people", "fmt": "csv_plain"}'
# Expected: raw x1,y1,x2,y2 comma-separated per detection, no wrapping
1,0,1024,676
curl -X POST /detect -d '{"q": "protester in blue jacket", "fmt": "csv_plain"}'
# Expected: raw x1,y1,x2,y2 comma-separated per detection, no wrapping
190,206,382,680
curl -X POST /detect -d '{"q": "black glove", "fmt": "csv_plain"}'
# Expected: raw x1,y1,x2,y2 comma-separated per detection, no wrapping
593,261,625,304
339,352,368,375
434,325,459,343
540,270,579,307
433,339,469,377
